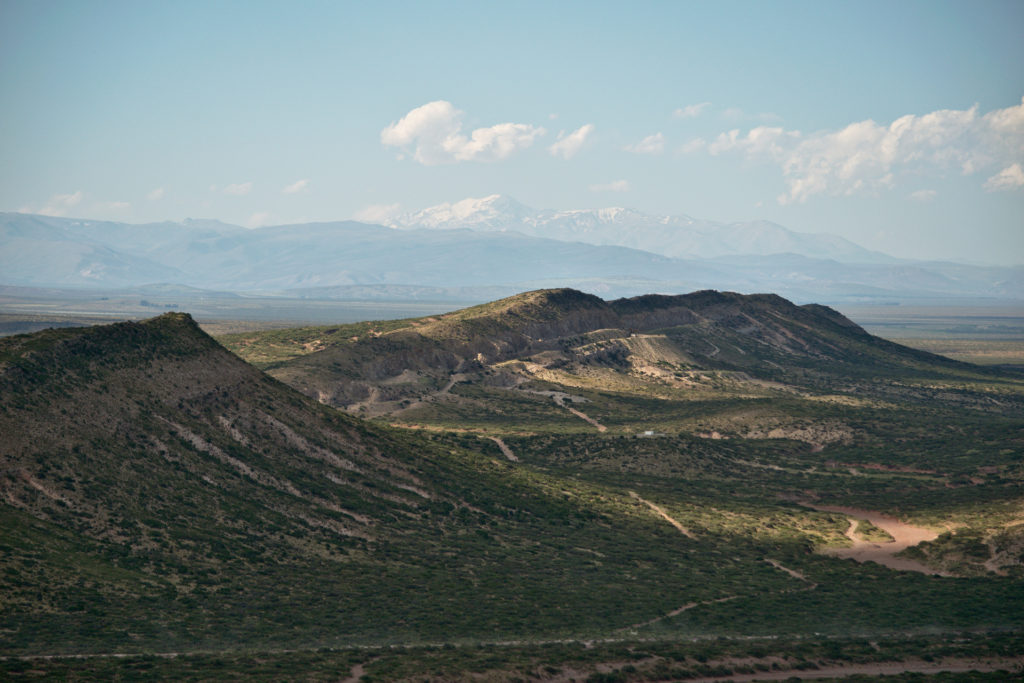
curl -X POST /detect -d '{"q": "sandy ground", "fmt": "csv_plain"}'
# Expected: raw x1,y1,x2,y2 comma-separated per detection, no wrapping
804,503,947,576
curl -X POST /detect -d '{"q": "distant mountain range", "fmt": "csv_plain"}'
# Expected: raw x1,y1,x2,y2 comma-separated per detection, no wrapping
2,207,1021,303
387,194,895,263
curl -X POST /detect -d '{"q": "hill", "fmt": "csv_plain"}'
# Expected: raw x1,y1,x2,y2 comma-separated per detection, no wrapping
223,288,1024,581
3,313,775,654
4,303,1024,678
224,288,1007,418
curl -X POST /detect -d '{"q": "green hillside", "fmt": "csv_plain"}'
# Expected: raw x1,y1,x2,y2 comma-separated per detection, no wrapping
4,294,1024,679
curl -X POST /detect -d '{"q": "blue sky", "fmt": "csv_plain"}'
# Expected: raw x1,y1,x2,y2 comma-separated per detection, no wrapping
2,0,1022,263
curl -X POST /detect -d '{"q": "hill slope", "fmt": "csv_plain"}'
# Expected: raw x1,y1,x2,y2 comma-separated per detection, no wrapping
225,288,999,417
4,304,1024,674
1,313,835,654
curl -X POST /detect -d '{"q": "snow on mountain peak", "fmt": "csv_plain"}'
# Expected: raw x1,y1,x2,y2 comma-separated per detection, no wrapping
391,194,532,230
386,195,887,262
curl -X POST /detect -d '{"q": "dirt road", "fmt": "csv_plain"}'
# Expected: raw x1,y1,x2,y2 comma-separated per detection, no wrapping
682,657,1023,682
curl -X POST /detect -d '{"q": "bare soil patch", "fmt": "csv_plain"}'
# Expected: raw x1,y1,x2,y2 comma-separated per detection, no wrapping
804,503,948,576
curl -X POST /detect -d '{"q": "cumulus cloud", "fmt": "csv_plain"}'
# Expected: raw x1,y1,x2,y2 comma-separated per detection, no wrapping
147,187,165,200
381,100,545,165
548,123,595,160
37,190,84,216
223,182,253,196
908,189,937,202
624,132,665,155
984,163,1024,191
673,102,710,119
705,96,1024,203
354,203,403,224
283,179,309,194
589,179,631,192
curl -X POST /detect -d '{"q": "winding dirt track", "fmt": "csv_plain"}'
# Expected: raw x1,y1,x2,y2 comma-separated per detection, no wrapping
804,503,947,575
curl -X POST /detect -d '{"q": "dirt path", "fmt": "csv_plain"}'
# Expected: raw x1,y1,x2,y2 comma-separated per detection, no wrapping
629,491,695,539
340,662,365,683
11,649,1019,681
489,436,519,462
682,657,1023,682
521,389,608,432
561,402,607,432
764,558,813,584
619,595,741,632
439,372,468,394
803,503,947,576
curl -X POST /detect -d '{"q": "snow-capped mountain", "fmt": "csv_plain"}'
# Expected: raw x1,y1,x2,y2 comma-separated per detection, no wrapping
3,211,1021,301
386,194,893,263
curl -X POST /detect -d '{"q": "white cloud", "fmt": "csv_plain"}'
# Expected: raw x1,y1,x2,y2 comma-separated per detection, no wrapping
705,96,1024,203
223,182,253,196
283,179,310,194
247,211,272,227
624,132,665,155
589,179,631,192
147,187,165,201
984,163,1024,191
381,100,545,165
354,203,403,224
548,123,595,160
673,102,710,119
37,190,84,216
908,189,937,202
679,138,707,155
97,200,131,211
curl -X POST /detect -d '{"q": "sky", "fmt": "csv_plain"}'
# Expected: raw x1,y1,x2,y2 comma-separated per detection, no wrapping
1,0,1022,264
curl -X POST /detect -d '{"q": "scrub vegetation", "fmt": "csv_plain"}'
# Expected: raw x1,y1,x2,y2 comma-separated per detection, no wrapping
3,290,1023,679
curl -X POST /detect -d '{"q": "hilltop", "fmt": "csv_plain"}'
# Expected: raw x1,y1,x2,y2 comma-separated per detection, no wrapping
222,288,993,418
